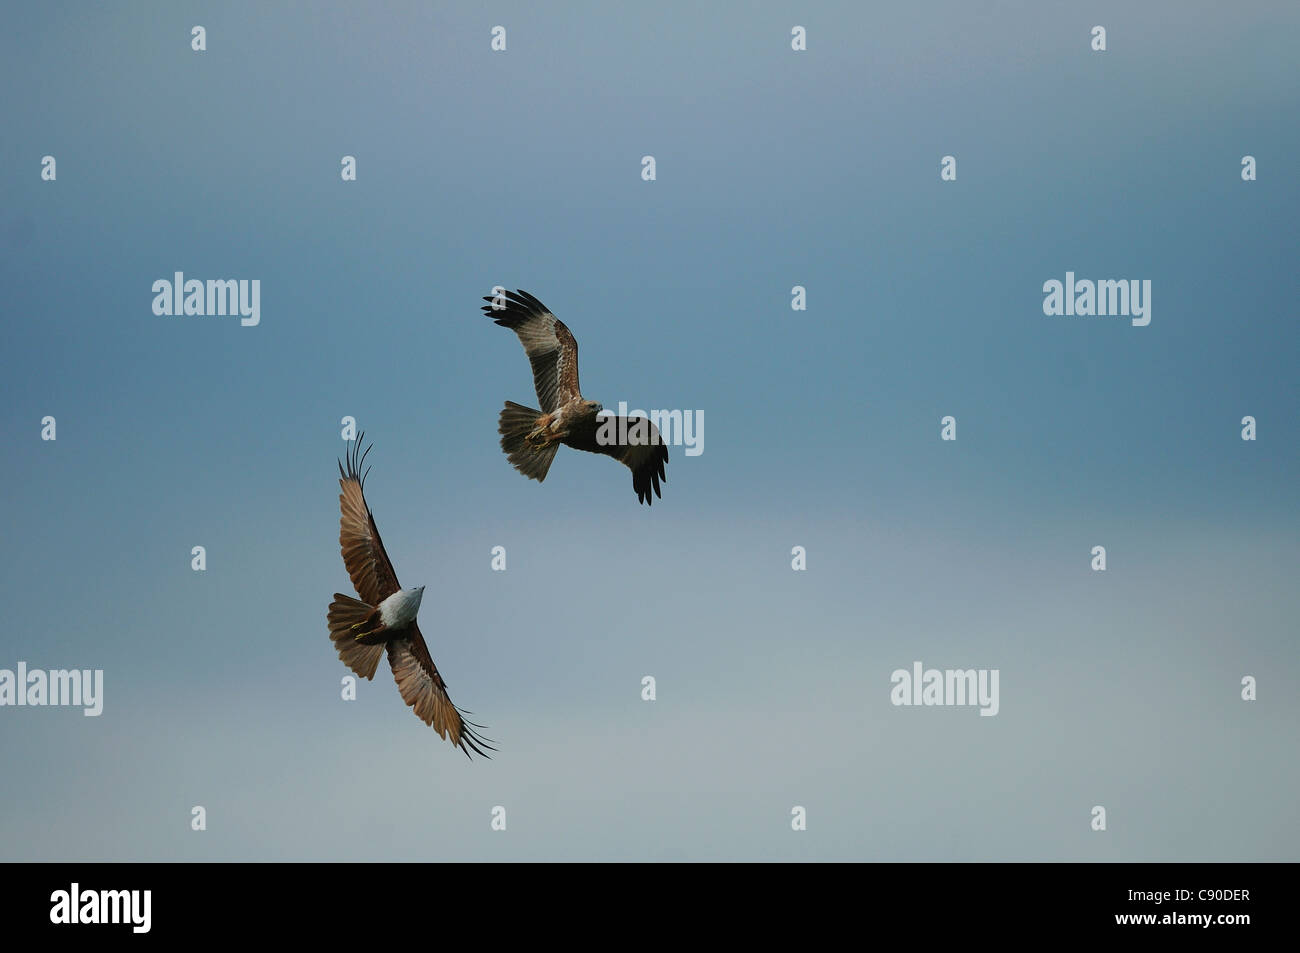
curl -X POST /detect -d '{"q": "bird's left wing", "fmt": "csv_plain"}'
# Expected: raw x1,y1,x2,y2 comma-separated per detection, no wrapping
594,417,669,505
387,623,495,759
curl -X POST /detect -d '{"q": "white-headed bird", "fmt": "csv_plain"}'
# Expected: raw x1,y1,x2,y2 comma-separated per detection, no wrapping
327,436,493,759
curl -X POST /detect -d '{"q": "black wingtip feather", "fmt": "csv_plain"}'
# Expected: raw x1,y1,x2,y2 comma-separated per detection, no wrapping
478,288,553,329
633,443,669,505
338,432,375,490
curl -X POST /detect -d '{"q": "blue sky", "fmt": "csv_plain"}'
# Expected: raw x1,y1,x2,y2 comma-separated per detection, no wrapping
0,1,1296,860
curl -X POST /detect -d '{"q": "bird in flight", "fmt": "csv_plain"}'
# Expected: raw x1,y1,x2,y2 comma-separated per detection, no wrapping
479,288,669,505
327,436,493,759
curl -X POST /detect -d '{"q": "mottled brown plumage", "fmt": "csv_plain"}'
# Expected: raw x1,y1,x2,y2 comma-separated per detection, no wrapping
481,289,669,504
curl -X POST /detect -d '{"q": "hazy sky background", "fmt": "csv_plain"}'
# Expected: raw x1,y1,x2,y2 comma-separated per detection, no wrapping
1,1,1296,861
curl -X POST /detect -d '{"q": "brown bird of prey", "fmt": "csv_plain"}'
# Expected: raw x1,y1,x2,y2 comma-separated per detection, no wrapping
480,288,669,504
327,437,493,759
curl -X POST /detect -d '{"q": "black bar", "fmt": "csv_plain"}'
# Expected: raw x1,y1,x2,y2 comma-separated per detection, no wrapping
3,862,1275,939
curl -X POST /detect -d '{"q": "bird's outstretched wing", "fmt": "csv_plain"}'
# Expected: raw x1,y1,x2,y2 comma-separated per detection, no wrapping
388,624,496,759
481,289,581,412
594,417,669,505
338,434,402,606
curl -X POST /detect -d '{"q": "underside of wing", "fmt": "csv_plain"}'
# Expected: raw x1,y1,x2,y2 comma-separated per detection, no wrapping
596,416,669,505
338,435,402,606
480,289,581,412
387,624,495,759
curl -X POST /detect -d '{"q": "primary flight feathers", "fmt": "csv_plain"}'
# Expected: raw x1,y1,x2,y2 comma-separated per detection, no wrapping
327,436,493,759
480,288,669,505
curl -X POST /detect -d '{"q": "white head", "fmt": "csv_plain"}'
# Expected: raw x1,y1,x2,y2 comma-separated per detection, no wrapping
378,585,426,628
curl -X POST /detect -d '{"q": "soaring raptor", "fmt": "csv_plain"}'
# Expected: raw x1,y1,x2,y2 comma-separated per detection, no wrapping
327,436,493,759
480,289,669,505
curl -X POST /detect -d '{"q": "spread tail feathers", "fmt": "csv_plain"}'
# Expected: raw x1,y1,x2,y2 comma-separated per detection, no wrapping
499,400,559,482
327,594,386,679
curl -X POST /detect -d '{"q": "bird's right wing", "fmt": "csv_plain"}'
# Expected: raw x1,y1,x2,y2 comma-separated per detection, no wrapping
480,289,581,412
338,435,402,606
